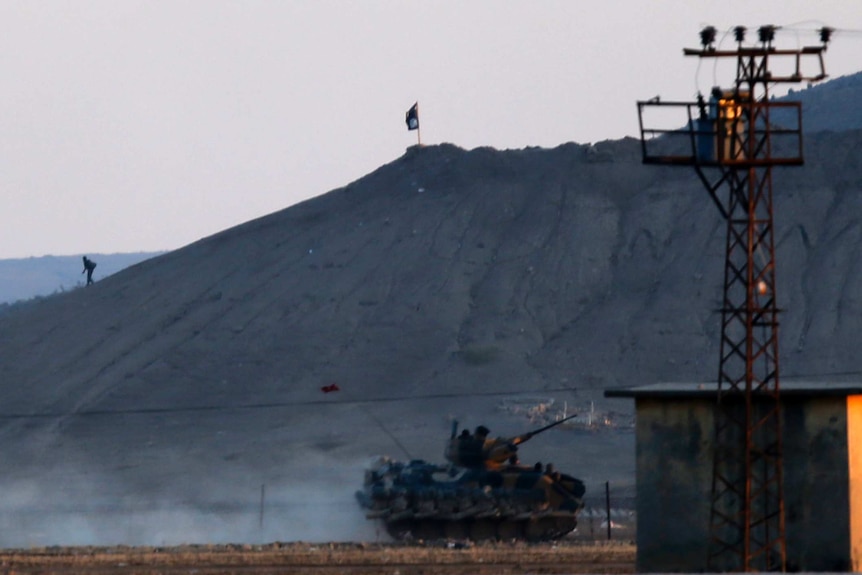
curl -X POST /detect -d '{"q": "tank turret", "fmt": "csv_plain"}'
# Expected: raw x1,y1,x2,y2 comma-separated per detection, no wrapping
356,416,585,542
444,415,578,470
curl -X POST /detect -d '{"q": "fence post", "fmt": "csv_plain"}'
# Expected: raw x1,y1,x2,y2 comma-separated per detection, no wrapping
605,481,611,541
259,484,266,529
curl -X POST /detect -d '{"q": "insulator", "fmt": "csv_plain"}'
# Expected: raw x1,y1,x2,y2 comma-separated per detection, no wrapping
700,26,717,48
819,26,834,44
758,25,776,44
733,26,746,43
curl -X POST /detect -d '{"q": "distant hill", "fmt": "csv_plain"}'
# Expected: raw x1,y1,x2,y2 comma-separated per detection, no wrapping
0,252,163,306
782,71,862,132
0,67,860,548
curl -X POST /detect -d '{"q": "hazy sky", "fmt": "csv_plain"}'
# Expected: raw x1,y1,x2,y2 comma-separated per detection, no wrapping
1,1,860,259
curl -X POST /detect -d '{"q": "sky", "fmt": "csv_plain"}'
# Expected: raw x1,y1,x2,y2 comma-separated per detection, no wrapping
1,1,860,259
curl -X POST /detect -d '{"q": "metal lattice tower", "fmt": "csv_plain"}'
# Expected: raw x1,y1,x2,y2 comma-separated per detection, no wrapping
636,25,830,572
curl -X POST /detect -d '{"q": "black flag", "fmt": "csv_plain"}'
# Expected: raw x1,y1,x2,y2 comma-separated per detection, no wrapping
405,102,419,131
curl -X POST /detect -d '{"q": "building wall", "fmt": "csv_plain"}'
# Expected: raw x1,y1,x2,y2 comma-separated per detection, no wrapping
635,393,856,572
782,396,850,571
634,397,714,572
847,395,862,571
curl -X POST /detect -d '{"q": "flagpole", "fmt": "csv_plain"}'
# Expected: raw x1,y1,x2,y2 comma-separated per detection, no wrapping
406,101,421,147
416,101,421,146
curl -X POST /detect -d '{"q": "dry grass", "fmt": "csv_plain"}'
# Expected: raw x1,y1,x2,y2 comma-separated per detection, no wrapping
0,540,635,574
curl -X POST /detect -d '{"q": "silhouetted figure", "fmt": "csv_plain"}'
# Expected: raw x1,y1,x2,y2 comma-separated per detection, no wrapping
82,256,97,285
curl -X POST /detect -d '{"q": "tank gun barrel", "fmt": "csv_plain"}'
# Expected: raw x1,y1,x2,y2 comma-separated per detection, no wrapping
445,414,578,469
482,415,578,468
511,414,577,446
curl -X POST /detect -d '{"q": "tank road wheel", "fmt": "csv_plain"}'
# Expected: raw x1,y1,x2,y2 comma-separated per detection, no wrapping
524,519,553,541
443,521,470,540
411,519,445,541
468,519,499,541
552,516,578,538
496,519,525,541
524,517,578,541
386,520,413,541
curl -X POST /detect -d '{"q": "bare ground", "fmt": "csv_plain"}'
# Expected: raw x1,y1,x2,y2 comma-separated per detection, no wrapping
0,541,635,574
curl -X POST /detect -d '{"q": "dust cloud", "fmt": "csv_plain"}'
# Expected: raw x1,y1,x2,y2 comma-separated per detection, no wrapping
0,462,388,548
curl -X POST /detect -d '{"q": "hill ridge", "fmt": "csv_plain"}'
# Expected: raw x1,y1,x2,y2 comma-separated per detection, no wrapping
1,88,861,546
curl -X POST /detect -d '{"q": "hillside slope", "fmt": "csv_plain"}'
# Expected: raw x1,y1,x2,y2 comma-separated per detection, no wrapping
782,71,862,133
0,253,163,306
0,130,861,546
4,135,861,409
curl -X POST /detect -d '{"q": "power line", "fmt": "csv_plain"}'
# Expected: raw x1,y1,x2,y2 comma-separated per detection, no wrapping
0,386,583,420
7,371,856,420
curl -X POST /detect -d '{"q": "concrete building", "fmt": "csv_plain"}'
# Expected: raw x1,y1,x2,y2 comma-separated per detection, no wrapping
606,382,862,572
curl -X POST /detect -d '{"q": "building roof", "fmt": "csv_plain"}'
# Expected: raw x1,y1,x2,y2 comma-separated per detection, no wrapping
605,381,862,399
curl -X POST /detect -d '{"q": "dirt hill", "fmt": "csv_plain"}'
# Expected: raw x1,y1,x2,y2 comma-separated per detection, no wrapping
0,253,163,307
1,125,861,547
782,71,862,133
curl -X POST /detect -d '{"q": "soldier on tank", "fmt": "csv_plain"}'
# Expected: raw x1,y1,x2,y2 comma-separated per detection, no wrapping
445,424,520,470
445,427,485,467
477,429,522,470
545,462,561,481
446,417,577,471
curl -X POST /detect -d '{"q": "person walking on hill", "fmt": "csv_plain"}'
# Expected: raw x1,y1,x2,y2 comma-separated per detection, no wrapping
82,256,97,285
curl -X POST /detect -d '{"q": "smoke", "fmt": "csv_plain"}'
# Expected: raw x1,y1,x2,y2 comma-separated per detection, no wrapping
0,458,390,548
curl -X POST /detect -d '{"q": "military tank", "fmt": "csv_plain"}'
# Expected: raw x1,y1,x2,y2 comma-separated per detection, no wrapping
355,416,585,541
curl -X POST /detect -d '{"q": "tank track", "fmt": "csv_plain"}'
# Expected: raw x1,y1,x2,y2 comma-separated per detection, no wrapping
356,462,580,541
384,515,577,542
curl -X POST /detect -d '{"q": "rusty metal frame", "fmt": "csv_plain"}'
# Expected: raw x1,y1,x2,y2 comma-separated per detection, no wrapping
636,38,827,572
637,100,804,168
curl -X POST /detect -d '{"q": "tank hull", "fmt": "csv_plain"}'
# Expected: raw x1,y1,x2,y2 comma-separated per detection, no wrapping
356,458,585,541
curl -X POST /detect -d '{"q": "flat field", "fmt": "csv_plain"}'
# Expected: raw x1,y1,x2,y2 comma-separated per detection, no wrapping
0,541,635,574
